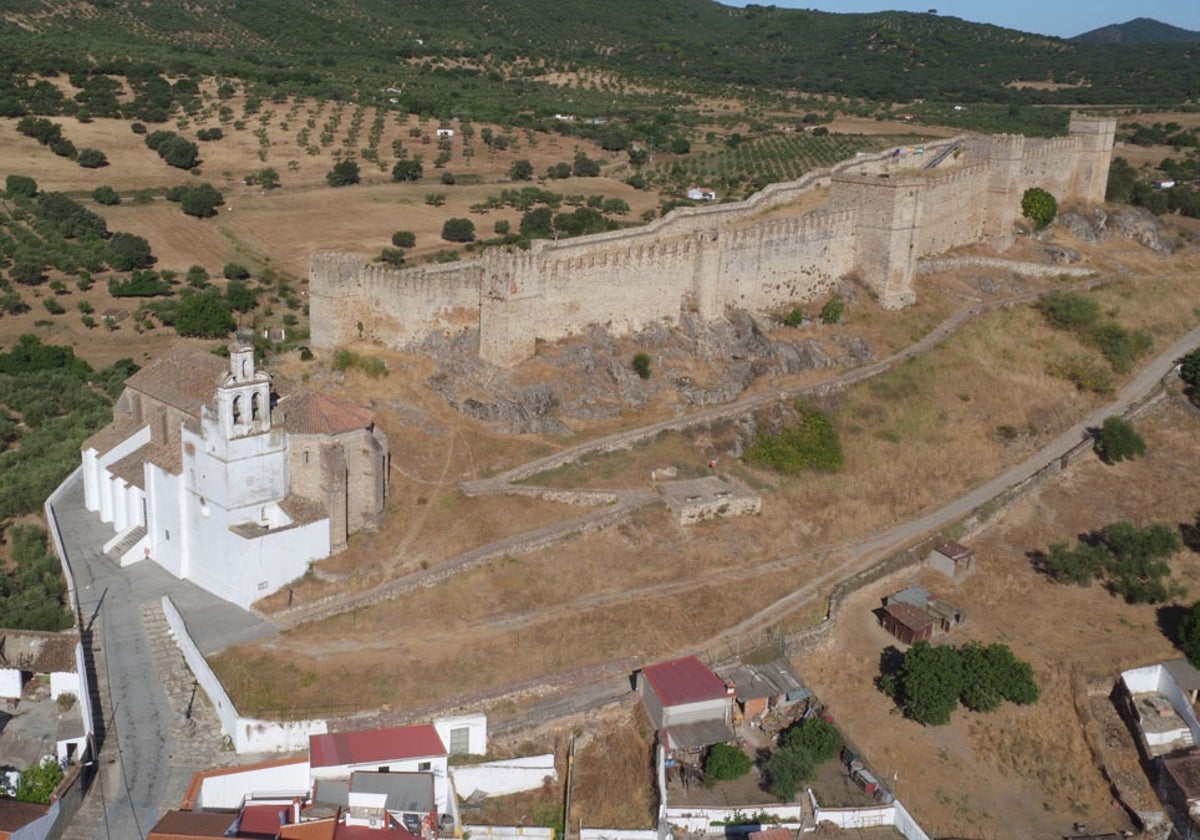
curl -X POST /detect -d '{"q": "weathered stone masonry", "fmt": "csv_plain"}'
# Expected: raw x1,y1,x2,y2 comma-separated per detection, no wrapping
310,113,1114,366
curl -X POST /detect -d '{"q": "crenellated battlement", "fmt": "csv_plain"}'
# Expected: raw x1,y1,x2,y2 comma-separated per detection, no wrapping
311,114,1115,365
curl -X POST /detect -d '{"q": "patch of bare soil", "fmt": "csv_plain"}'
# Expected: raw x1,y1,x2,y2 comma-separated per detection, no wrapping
796,401,1200,840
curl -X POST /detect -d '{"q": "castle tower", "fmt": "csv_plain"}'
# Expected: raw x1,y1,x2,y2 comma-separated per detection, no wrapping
1067,112,1117,203
830,173,921,308
982,134,1026,251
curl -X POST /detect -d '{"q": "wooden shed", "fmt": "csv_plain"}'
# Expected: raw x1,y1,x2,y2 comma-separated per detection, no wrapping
881,601,935,645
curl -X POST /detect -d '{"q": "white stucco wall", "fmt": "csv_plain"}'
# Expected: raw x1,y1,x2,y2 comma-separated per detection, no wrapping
434,714,488,756
146,465,183,578
84,424,150,521
194,760,312,810
161,596,329,753
661,696,731,728
464,827,554,840
49,670,79,700
664,804,801,833
450,754,555,797
0,667,22,699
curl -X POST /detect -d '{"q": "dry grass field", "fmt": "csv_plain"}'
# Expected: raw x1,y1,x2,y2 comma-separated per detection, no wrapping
6,82,1200,834
800,400,1200,839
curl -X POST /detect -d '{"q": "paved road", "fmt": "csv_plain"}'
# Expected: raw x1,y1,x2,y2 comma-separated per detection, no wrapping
52,476,273,840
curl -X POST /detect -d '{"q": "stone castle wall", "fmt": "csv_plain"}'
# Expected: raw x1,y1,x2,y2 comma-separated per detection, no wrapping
310,113,1115,365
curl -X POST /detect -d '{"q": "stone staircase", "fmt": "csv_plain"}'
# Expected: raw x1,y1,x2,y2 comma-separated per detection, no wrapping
103,525,146,565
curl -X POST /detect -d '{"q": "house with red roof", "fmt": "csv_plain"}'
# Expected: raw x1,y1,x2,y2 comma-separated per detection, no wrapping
310,725,451,815
80,343,388,609
638,655,735,756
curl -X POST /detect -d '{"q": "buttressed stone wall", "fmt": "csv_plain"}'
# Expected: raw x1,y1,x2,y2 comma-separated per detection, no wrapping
310,113,1115,366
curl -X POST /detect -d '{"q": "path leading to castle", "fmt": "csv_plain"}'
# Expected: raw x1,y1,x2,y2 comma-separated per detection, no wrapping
271,274,1200,734
54,478,271,840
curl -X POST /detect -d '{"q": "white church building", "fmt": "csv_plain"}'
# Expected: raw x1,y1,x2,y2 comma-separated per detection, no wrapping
81,343,388,609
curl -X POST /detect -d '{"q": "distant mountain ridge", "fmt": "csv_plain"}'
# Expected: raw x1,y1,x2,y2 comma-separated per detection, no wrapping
1073,17,1200,44
0,1,1198,107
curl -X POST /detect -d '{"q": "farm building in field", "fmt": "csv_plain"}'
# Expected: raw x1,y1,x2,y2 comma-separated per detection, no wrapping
879,587,965,644
80,343,389,610
638,655,735,756
880,601,936,645
718,658,813,721
926,540,975,579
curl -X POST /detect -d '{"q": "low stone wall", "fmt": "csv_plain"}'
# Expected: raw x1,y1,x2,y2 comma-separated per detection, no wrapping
917,256,1095,278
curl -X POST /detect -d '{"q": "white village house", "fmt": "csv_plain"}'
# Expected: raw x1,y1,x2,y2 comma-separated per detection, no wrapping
81,343,388,609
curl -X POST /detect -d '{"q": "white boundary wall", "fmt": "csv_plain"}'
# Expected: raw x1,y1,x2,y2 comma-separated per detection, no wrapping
451,754,556,797
44,468,95,758
580,831,656,840
161,596,328,752
807,790,931,840
664,805,802,834
464,826,555,840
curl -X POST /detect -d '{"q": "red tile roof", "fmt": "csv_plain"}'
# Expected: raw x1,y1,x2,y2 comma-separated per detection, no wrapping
277,391,375,436
642,655,729,707
147,810,238,839
0,798,48,832
309,724,446,769
239,803,291,837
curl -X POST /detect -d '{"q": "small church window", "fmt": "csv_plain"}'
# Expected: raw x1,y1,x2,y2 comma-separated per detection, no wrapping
251,391,261,422
241,358,250,379
304,451,309,464
232,395,242,424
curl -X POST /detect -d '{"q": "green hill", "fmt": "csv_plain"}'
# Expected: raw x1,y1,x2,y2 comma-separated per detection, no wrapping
1073,17,1200,45
0,0,1196,119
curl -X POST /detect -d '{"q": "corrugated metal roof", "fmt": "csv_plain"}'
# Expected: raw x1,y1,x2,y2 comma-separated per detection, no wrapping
1163,658,1200,693
642,655,728,707
309,724,446,769
719,659,811,703
351,772,434,813
883,602,935,634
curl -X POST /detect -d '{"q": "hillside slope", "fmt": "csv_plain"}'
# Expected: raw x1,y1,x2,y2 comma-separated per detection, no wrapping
0,0,1197,107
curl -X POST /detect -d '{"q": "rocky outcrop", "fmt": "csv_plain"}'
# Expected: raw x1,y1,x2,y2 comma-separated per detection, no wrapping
1058,206,1179,255
426,311,871,434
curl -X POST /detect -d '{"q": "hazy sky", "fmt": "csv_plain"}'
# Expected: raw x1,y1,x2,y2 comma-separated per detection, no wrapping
721,1,1200,39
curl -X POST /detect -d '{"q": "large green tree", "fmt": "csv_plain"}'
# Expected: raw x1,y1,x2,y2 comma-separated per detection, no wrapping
895,640,963,726
327,159,361,187
1095,416,1146,463
1021,187,1057,230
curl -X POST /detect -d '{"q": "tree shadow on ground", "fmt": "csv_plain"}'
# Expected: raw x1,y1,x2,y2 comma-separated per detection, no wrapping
1157,603,1188,650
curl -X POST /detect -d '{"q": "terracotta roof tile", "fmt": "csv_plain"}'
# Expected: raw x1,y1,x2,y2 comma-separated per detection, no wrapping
0,631,78,674
0,797,48,831
277,391,374,437
82,414,141,455
124,344,229,419
147,810,238,839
